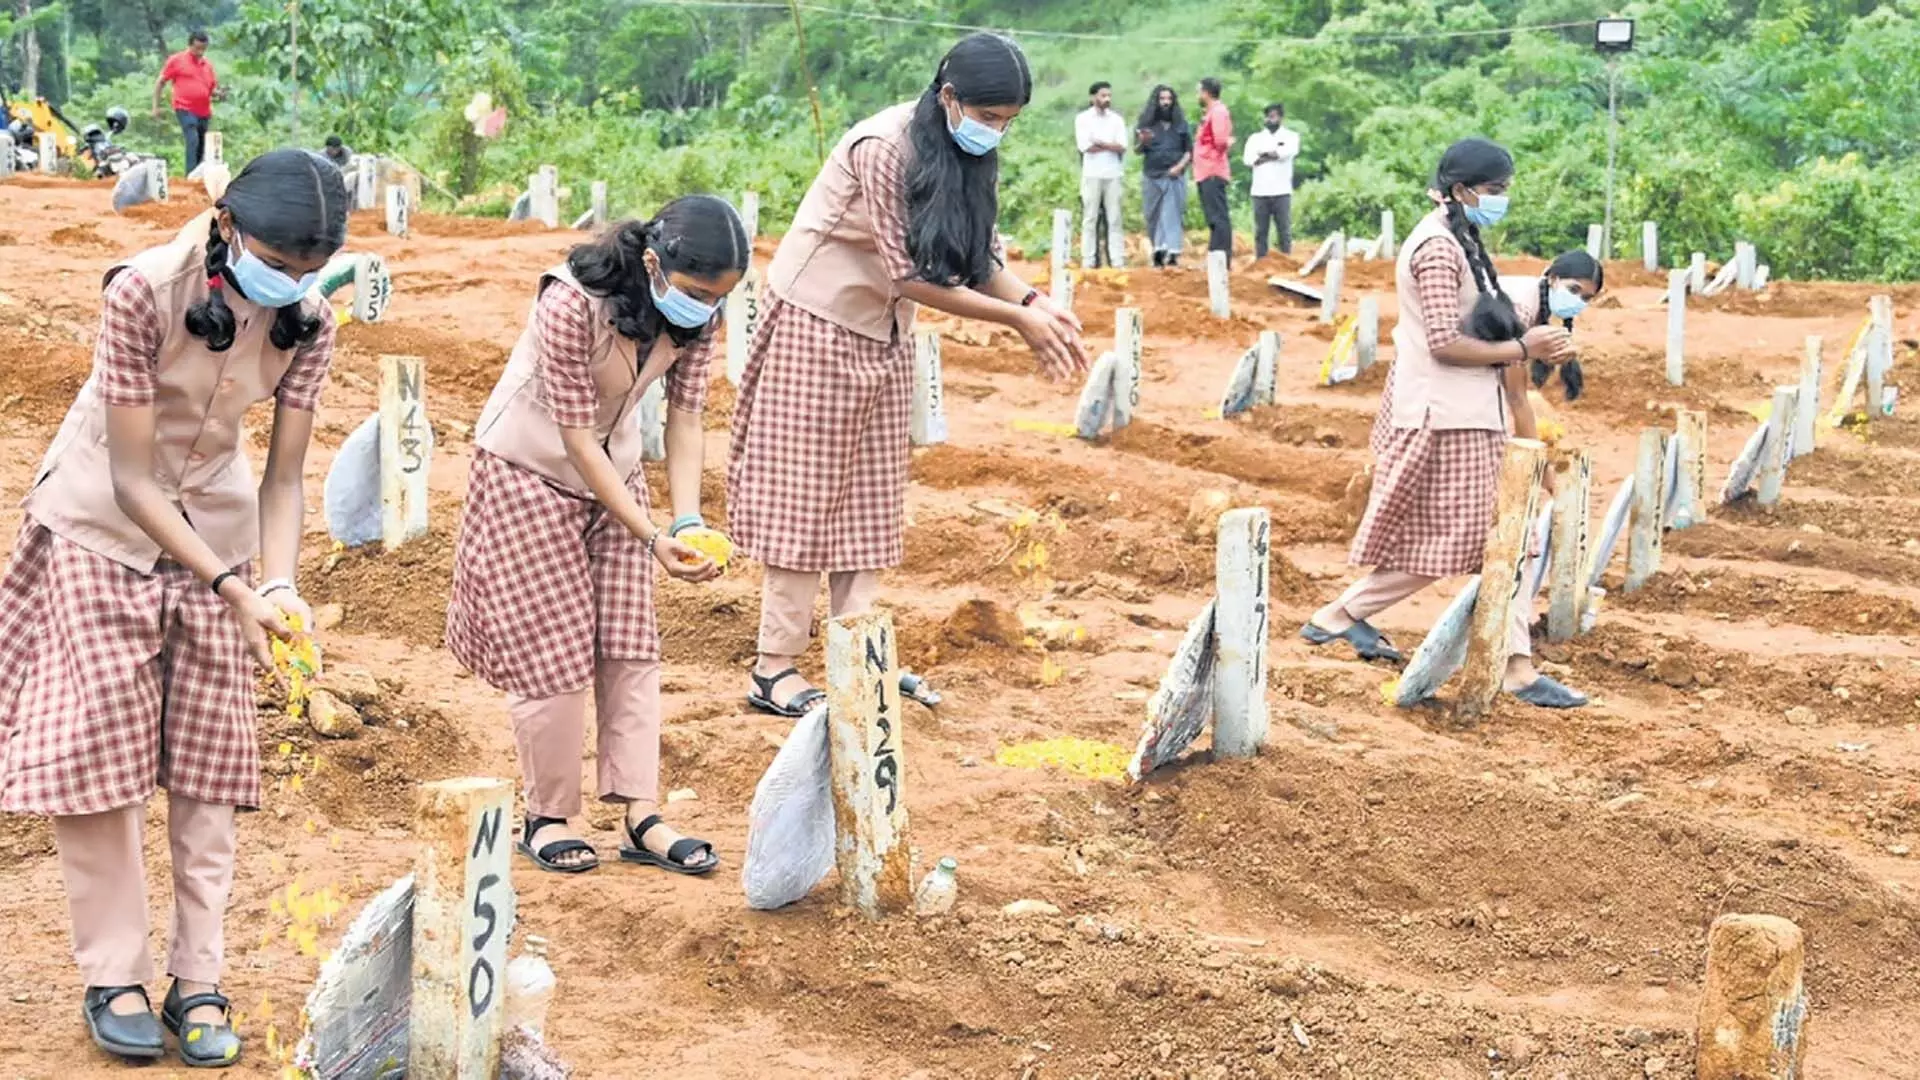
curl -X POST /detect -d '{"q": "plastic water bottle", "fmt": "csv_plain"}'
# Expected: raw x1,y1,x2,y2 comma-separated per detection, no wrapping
1582,587,1606,634
503,935,557,1037
914,857,959,916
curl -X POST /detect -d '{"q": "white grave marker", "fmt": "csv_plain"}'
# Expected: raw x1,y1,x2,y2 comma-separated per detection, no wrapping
1665,269,1687,386
1211,509,1270,758
407,778,514,1080
739,190,760,240
1378,209,1396,259
909,331,948,447
1690,251,1707,293
1642,221,1658,272
724,266,761,386
0,132,14,178
1546,450,1592,642
590,181,608,231
1319,233,1345,324
1671,410,1708,529
1050,208,1071,306
1254,330,1280,404
147,158,169,203
355,156,378,211
825,612,913,919
354,254,392,324
1866,294,1893,423
1356,296,1380,371
37,132,57,174
1794,337,1821,459
1207,250,1230,318
1586,223,1604,260
385,184,409,238
1112,306,1144,429
1757,386,1798,508
205,130,224,165
1735,242,1758,290
378,355,430,550
1625,428,1668,592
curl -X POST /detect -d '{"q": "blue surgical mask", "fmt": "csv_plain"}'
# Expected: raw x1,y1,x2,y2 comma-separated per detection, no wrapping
649,272,717,329
947,103,1004,156
1464,192,1509,228
1548,284,1588,319
227,234,318,308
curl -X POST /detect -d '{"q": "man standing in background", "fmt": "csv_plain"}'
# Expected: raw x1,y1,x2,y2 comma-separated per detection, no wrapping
1243,102,1301,259
1075,81,1128,269
1193,77,1234,258
153,30,217,174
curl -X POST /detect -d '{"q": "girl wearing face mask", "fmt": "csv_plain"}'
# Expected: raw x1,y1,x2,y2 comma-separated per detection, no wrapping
0,149,345,1066
1300,137,1591,710
1514,250,1603,402
729,32,1087,719
449,196,745,877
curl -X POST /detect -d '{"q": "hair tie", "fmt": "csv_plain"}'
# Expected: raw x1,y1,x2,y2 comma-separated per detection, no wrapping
207,275,224,290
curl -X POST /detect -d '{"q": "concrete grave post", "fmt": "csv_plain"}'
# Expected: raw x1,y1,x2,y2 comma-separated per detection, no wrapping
1757,386,1798,508
1211,508,1270,758
1696,914,1808,1080
825,612,913,919
1665,269,1687,386
1050,208,1071,304
378,355,431,550
1586,223,1604,260
385,184,409,238
1378,210,1395,259
1112,307,1144,430
37,131,57,174
1642,221,1657,272
1625,428,1669,592
205,130,224,165
590,181,608,231
1356,296,1380,371
1671,410,1709,529
1867,294,1893,420
146,158,169,203
1735,242,1757,290
353,254,391,324
1458,439,1546,719
725,266,760,386
1254,330,1280,405
407,778,515,1080
1207,250,1230,319
0,132,13,178
909,331,948,447
355,156,379,211
1546,448,1592,643
1690,251,1707,293
739,190,760,240
1794,336,1821,459
1319,232,1345,324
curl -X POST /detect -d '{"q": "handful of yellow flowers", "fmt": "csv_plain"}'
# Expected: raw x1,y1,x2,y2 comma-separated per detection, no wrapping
673,526,734,571
271,613,323,720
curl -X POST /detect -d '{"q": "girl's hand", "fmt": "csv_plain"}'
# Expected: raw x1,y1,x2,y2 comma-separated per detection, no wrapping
1032,292,1085,335
227,587,293,676
654,535,722,583
1522,325,1575,364
265,588,315,632
1015,306,1088,382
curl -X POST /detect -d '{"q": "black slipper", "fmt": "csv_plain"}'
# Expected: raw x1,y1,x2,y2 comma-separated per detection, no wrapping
82,985,165,1061
160,982,241,1068
901,671,942,707
515,815,598,874
747,667,825,718
1299,618,1405,664
620,814,719,876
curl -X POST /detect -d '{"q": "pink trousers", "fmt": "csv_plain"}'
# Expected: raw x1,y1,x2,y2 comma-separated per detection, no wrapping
1333,568,1533,658
510,659,661,819
52,793,235,987
757,566,881,657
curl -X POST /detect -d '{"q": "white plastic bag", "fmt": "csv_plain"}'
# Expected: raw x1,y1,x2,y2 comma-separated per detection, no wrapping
324,412,435,548
110,167,153,213
741,705,836,911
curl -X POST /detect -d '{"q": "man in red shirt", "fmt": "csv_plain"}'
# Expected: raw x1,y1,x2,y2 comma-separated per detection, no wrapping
1193,76,1234,257
153,30,218,174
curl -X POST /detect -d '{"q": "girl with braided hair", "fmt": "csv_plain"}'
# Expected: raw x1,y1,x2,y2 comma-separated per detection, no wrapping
729,32,1086,720
449,196,746,877
1515,249,1603,402
0,149,345,1065
1300,138,1590,710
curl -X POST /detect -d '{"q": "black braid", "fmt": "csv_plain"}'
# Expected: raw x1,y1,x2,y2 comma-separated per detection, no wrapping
1530,276,1553,388
1441,200,1523,344
184,218,238,351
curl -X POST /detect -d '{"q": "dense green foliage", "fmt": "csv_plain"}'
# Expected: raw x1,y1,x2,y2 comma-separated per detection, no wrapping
7,0,1920,279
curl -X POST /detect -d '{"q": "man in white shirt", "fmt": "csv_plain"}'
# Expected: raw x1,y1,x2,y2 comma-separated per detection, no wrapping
1243,102,1302,259
1075,81,1129,269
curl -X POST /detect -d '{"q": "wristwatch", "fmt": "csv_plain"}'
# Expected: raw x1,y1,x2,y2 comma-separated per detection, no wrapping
1020,288,1040,307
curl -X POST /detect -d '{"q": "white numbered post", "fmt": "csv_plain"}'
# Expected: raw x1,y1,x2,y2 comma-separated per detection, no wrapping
378,355,431,550
1586,223,1604,260
147,158,169,203
37,132,57,174
1690,251,1707,293
590,181,608,231
1356,296,1380,371
353,253,391,324
531,166,559,229
355,156,378,211
1672,410,1709,529
1111,307,1144,430
385,184,409,238
825,612,913,919
1735,242,1757,290
205,130,224,165
1054,266,1074,318
1254,329,1280,405
1867,294,1893,420
724,266,760,386
1319,233,1345,324
1207,250,1230,319
1625,428,1668,592
1794,336,1821,459
1546,449,1592,643
1642,221,1658,272
1757,386,1798,508
1378,209,1396,260
1211,508,1270,758
1050,208,1071,304
739,190,760,240
1665,269,1687,386
408,778,514,1080
909,330,948,447
1459,439,1546,719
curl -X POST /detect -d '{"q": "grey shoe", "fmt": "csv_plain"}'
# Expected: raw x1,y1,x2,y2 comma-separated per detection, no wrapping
161,981,242,1068
82,985,165,1061
1509,676,1590,709
1299,618,1405,664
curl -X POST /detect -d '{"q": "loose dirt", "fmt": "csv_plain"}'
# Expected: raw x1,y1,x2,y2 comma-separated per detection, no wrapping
0,176,1915,1078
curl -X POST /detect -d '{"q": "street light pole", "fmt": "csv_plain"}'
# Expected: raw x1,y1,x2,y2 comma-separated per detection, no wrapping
1604,56,1618,259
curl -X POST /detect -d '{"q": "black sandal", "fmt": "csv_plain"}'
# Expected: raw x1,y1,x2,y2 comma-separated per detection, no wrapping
747,667,826,718
81,985,165,1061
619,814,719,876
161,981,241,1068
515,815,599,874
